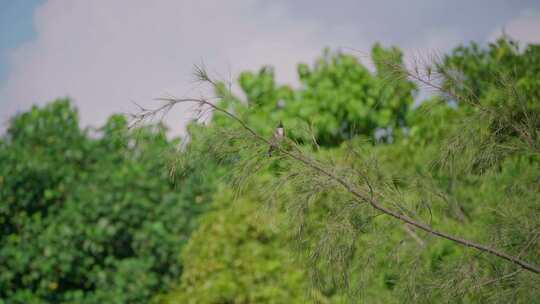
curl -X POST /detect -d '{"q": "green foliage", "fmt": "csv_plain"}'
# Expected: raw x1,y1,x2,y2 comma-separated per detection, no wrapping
0,100,217,303
345,126,540,303
438,37,540,173
213,46,416,146
371,43,417,127
441,37,540,103
163,40,540,303
157,183,341,304
3,38,540,304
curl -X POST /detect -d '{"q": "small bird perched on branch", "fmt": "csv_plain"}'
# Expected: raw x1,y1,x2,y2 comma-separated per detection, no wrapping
268,121,284,156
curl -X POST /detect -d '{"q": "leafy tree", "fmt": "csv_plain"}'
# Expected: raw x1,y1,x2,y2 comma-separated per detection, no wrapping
157,183,344,304
0,100,218,303
441,37,540,102
437,38,540,171
211,45,416,146
5,37,538,304
154,39,540,303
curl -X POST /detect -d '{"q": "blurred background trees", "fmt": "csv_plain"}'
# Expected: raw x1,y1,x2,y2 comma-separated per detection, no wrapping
1,37,539,303
0,101,219,303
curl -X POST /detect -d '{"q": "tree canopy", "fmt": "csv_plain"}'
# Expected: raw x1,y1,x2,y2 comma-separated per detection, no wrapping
0,101,219,303
160,38,540,303
1,38,539,303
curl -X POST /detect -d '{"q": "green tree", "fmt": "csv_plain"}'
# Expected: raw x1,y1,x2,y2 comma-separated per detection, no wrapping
437,37,540,171
0,100,218,303
210,45,416,147
158,183,343,304
155,39,540,303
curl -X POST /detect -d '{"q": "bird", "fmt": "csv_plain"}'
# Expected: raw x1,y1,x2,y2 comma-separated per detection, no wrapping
268,121,284,156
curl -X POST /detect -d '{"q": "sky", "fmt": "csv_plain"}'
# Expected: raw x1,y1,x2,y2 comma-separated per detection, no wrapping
0,0,539,135
0,0,44,82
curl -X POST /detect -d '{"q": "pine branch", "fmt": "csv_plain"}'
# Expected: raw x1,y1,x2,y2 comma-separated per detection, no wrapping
142,96,540,274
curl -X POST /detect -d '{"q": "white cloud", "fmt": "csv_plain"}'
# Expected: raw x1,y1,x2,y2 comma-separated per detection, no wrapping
0,0,333,135
489,9,540,44
2,1,538,135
